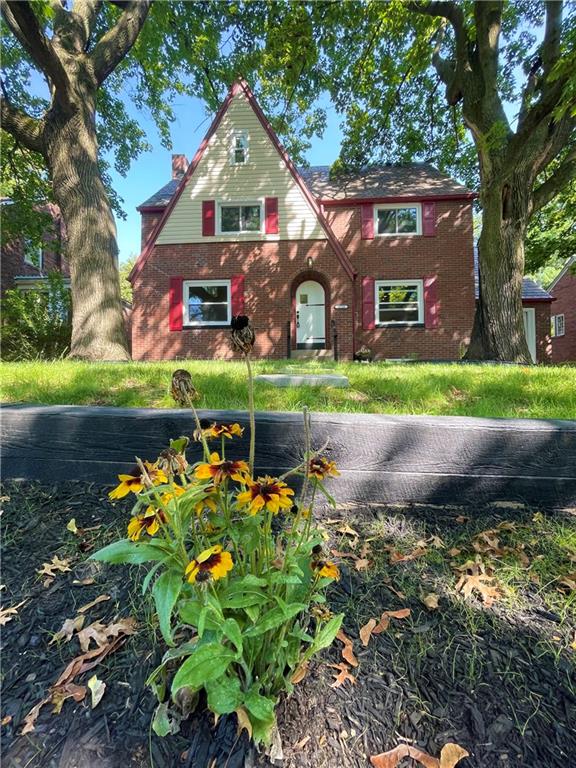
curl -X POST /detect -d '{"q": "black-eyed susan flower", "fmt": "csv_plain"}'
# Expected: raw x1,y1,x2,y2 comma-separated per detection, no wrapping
308,457,340,481
193,422,244,441
109,462,167,500
158,447,188,475
237,476,294,515
194,452,249,485
171,369,199,407
127,508,166,541
230,315,255,355
312,559,340,580
185,545,233,584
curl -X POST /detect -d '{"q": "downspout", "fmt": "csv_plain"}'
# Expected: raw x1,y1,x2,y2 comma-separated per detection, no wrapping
351,273,357,359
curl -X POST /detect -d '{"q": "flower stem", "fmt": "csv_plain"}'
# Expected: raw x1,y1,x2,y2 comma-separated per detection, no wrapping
245,353,256,477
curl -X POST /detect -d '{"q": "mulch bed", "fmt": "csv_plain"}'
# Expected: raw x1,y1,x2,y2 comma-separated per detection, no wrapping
1,482,574,768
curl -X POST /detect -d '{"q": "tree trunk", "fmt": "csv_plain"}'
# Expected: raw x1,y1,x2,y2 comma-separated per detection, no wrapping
44,102,129,361
465,182,532,363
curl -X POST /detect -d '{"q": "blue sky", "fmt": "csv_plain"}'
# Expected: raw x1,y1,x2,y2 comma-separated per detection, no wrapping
113,94,343,264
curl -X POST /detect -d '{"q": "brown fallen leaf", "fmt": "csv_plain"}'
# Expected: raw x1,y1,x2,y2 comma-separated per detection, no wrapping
557,573,576,592
293,734,311,751
390,547,427,564
372,607,411,634
77,617,137,653
383,582,406,600
37,556,72,578
370,744,438,767
454,558,503,606
328,662,356,688
1,715,13,726
50,615,85,644
359,618,378,646
51,682,87,714
447,548,462,557
336,629,358,667
87,675,106,708
0,599,26,626
439,743,470,767
454,515,469,524
291,660,309,684
422,593,440,611
72,578,96,586
336,523,359,538
355,558,370,571
77,594,111,613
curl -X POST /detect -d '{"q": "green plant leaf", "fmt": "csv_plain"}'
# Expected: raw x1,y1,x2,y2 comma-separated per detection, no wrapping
315,481,336,507
312,613,344,652
221,618,242,654
243,603,307,638
152,701,174,737
153,570,183,646
90,539,169,564
205,674,243,715
171,643,236,695
179,600,220,631
244,604,260,623
170,436,189,453
220,587,269,609
142,560,164,595
245,686,277,744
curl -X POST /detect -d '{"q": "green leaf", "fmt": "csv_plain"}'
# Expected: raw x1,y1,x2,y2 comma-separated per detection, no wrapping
142,560,164,595
90,539,169,565
315,481,336,507
243,603,307,638
245,687,276,722
197,606,208,639
312,614,343,652
220,587,269,609
170,436,189,453
172,643,236,695
244,604,260,623
152,701,174,737
153,570,183,646
205,674,243,715
221,618,242,654
179,600,220,631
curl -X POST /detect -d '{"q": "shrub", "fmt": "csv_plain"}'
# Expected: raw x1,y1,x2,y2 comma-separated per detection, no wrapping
92,318,343,746
0,271,71,360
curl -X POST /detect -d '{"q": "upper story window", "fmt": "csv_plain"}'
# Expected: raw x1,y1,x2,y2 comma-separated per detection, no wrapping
219,202,262,234
23,237,43,269
375,204,422,236
375,279,424,325
231,132,249,165
183,279,231,326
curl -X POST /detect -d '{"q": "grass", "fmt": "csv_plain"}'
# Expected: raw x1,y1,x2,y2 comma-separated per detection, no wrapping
1,359,575,419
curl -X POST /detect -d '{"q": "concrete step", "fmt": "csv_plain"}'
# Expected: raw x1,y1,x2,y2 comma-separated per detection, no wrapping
291,349,334,359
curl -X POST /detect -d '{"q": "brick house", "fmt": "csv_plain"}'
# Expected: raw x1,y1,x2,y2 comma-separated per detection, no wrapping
548,256,576,363
130,80,551,363
0,201,69,296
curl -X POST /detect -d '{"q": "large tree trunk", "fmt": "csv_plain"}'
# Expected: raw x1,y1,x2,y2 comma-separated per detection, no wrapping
465,182,532,363
44,102,129,361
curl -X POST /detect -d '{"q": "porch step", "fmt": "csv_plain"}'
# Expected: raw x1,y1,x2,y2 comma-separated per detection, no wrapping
291,349,334,360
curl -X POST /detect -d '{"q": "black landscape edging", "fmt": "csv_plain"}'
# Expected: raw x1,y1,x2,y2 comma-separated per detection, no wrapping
1,404,576,507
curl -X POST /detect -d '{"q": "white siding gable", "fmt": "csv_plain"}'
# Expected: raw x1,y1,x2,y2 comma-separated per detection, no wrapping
156,91,326,244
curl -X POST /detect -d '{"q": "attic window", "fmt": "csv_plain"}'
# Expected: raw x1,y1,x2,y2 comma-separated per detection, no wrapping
231,132,248,165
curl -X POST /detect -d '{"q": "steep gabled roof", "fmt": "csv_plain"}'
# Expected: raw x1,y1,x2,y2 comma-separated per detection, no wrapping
130,81,356,282
547,255,576,293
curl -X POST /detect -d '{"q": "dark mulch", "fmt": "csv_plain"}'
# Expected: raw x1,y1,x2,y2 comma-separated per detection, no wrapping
1,483,574,768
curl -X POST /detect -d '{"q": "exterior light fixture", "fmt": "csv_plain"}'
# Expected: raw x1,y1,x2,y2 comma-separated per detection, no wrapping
307,256,313,268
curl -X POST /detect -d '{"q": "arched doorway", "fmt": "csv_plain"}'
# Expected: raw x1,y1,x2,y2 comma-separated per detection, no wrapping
296,279,326,348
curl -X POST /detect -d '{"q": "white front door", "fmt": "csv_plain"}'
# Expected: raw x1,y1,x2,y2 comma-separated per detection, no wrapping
296,280,326,346
523,308,537,363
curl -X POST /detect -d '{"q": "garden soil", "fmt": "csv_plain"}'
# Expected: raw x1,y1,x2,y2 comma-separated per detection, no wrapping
1,482,574,768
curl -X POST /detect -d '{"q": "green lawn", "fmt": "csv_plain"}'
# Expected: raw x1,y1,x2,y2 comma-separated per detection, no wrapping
1,359,575,419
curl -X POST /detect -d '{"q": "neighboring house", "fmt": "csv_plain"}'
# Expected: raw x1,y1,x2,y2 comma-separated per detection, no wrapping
548,255,576,363
0,201,69,296
130,80,550,363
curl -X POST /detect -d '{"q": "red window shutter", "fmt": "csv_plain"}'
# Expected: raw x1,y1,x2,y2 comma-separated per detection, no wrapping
424,275,440,328
169,276,183,331
265,197,279,234
202,200,215,236
362,276,376,330
422,202,436,236
361,203,374,240
231,275,245,315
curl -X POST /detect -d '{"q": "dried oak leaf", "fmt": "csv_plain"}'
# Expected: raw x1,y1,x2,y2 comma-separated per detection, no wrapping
51,682,86,714
454,559,503,606
0,599,26,626
370,742,468,768
77,617,137,653
422,593,440,611
336,629,358,667
77,594,111,614
37,556,72,578
355,558,371,572
360,618,378,647
50,615,85,644
328,662,356,688
390,547,427,564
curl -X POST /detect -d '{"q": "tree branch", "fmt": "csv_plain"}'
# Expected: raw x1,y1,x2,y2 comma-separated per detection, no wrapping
532,147,576,212
542,0,563,76
91,0,151,85
473,1,503,84
0,91,44,154
0,0,72,105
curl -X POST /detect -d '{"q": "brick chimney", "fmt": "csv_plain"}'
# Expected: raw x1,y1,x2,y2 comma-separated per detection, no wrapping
172,154,188,180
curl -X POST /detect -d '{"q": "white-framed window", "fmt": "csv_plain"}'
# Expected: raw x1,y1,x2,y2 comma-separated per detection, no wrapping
375,279,424,325
183,279,231,326
218,202,262,234
552,313,566,337
375,203,422,236
231,132,249,165
23,237,43,269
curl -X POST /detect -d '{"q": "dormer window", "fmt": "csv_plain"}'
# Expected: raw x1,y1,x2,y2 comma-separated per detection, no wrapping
232,132,248,165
